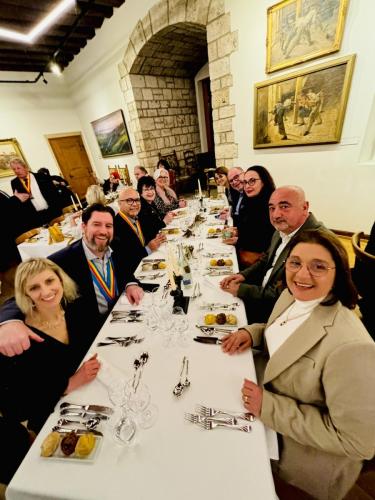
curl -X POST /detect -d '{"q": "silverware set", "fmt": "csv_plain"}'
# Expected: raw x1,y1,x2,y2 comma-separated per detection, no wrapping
191,282,202,299
204,269,232,276
203,252,232,258
53,402,114,435
173,356,190,397
184,403,254,432
137,272,165,280
200,302,240,311
97,336,144,347
184,415,251,433
132,352,149,393
162,280,171,300
195,404,254,422
110,310,143,323
195,324,236,335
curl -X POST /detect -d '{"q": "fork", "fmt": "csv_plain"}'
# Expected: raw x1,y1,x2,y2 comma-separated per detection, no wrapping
184,413,235,426
195,325,236,336
195,404,255,422
197,420,251,432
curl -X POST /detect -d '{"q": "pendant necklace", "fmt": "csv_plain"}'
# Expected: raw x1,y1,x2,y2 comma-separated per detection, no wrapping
279,303,310,326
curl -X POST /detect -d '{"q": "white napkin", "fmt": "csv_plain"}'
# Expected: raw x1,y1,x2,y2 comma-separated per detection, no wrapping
95,356,128,389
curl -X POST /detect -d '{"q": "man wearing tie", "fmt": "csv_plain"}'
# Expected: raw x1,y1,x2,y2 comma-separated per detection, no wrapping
220,186,326,323
10,158,62,229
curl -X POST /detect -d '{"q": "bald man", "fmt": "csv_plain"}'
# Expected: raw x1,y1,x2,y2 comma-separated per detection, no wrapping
220,186,326,323
113,187,166,273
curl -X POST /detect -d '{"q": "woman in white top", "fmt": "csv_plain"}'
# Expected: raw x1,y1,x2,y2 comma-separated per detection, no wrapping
222,229,375,500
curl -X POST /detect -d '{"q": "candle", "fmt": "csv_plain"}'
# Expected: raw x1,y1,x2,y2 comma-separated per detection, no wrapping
75,193,82,209
198,178,202,198
70,195,77,211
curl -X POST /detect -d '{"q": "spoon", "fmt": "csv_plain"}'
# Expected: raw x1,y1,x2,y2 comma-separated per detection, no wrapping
57,417,101,430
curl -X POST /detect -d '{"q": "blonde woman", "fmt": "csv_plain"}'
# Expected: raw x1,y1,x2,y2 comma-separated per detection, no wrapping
85,184,106,206
153,168,186,217
0,258,100,433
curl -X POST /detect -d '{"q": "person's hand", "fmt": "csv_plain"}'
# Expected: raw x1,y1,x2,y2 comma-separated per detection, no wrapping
66,354,101,394
126,284,144,305
220,273,244,290
14,190,30,203
178,199,187,208
219,207,230,220
0,322,44,356
148,233,166,251
221,329,252,354
222,236,238,246
241,378,263,417
163,212,174,224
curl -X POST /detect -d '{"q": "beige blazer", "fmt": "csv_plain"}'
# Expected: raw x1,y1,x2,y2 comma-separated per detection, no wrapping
245,290,375,500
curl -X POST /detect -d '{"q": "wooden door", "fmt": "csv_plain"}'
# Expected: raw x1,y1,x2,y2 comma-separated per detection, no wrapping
201,77,216,155
48,135,96,198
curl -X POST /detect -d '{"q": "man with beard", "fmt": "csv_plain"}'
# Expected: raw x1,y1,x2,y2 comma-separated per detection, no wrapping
0,203,143,356
220,186,326,323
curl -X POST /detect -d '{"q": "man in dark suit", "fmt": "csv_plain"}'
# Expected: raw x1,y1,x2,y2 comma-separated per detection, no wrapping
10,158,62,229
113,187,165,274
0,203,144,357
220,186,326,323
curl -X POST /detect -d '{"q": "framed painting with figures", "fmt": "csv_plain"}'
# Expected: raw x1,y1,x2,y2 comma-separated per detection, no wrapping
0,138,29,178
253,54,355,149
266,0,349,73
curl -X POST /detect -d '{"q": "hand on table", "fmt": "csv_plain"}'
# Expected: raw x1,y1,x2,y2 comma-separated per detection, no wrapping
222,236,238,245
163,212,174,225
66,354,101,393
178,199,187,208
14,190,31,203
220,274,244,296
242,378,263,417
221,329,252,354
148,233,166,251
0,322,44,356
218,208,230,220
126,284,144,305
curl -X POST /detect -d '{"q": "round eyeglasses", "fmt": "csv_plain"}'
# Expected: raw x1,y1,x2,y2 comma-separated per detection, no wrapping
119,198,141,205
285,257,335,277
243,178,260,186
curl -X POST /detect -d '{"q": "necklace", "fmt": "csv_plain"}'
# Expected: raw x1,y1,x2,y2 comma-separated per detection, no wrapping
33,309,65,330
279,303,310,326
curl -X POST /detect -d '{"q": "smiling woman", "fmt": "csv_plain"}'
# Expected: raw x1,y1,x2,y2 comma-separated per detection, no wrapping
222,229,375,499
0,258,101,434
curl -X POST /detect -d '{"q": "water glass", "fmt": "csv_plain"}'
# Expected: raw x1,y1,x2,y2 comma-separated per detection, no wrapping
112,408,137,446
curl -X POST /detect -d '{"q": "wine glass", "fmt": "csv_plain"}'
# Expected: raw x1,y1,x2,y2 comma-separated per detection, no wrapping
112,408,137,446
173,306,190,347
124,380,158,429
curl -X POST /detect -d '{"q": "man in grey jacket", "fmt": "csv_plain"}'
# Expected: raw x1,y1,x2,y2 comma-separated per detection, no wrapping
220,185,325,323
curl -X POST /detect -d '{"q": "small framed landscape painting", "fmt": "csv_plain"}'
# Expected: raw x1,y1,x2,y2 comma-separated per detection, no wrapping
253,54,355,149
91,110,133,158
266,0,349,73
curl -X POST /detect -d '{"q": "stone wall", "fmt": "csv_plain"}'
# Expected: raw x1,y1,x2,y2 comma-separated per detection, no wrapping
129,74,200,168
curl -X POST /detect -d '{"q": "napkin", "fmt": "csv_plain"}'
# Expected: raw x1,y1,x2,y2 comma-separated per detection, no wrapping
95,356,129,389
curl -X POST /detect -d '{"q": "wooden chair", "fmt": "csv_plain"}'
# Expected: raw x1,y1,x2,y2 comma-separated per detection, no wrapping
49,215,65,226
15,228,40,245
158,150,191,194
205,168,217,196
62,204,76,214
352,232,375,264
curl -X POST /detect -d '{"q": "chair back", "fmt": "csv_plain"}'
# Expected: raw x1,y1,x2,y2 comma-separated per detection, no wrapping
15,228,40,245
62,204,76,214
49,215,65,226
352,232,375,265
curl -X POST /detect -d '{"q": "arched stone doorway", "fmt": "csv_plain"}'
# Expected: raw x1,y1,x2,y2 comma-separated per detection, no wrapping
118,0,238,170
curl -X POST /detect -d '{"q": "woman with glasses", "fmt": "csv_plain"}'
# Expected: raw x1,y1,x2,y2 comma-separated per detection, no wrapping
222,229,375,500
137,176,173,239
153,169,186,217
225,165,275,268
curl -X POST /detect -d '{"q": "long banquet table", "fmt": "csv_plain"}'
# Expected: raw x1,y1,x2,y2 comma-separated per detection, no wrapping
7,199,277,500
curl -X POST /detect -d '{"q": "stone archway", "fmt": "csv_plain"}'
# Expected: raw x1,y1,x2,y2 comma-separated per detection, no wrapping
118,0,238,169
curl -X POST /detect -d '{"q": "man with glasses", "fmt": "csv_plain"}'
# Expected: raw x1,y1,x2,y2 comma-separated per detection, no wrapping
113,187,166,274
220,186,326,323
220,167,245,226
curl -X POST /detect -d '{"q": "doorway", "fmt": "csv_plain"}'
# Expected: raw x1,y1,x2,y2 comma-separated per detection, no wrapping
48,135,96,198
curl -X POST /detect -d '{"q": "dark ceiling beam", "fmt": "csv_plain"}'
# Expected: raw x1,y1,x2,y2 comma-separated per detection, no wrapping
77,1,113,17
78,0,124,7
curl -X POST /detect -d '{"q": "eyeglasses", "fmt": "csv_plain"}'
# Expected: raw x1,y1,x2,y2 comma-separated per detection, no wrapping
285,257,335,277
243,178,260,186
228,174,242,184
119,198,141,205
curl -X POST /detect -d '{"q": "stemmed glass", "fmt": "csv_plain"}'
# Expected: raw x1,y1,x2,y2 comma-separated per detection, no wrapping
173,306,190,347
123,381,158,429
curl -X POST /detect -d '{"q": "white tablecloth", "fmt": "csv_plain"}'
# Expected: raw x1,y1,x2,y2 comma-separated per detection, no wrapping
7,200,277,500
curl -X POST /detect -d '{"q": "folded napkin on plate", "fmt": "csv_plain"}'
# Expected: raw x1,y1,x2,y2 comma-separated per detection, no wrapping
95,356,129,389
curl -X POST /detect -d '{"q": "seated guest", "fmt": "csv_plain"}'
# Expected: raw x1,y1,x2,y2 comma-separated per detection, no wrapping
352,221,375,338
113,188,166,274
137,176,173,239
156,158,176,192
220,186,325,323
0,258,101,433
222,230,375,500
37,168,74,208
214,166,231,203
153,169,186,217
224,166,275,268
85,184,106,206
134,165,147,183
0,203,144,357
103,171,121,194
10,158,62,230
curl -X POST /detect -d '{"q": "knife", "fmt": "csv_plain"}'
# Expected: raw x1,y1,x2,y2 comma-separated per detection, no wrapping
194,336,222,345
60,402,113,415
60,410,110,419
52,426,103,437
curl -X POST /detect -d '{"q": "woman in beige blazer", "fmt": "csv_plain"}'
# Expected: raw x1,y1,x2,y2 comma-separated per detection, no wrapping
222,229,375,500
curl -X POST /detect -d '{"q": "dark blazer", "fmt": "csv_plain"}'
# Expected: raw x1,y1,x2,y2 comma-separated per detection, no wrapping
138,198,165,241
238,213,325,322
230,189,246,227
11,172,62,228
0,192,21,270
113,213,149,275
0,239,137,332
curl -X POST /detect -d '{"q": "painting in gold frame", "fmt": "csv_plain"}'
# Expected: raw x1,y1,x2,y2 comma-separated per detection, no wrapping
0,138,29,178
266,0,349,73
108,166,131,185
254,54,355,149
